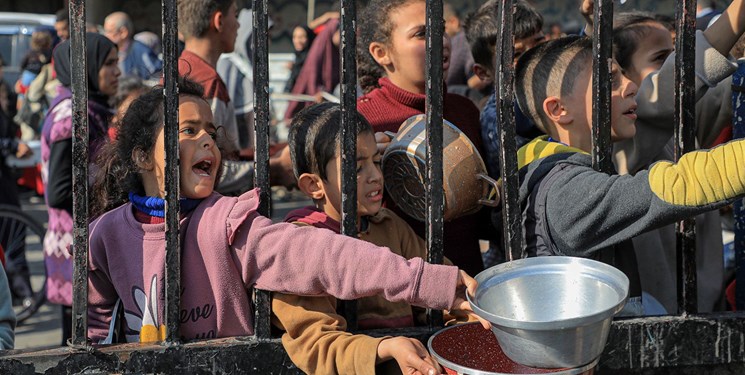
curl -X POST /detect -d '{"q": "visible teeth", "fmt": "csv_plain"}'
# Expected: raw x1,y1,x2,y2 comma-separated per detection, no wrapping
369,191,379,197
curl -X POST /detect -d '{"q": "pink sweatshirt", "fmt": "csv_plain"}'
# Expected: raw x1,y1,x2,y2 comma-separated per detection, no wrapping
87,189,458,343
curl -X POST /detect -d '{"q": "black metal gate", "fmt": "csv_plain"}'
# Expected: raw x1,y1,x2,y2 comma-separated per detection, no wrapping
1,0,744,373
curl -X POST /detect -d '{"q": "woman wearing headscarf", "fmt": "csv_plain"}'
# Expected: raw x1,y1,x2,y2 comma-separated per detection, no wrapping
41,32,119,343
283,18,339,121
284,25,316,94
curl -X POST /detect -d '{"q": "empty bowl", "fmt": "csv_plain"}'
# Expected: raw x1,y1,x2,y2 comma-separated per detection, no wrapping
468,256,629,368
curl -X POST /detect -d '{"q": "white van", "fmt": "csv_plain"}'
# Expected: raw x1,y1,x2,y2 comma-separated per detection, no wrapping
0,12,56,85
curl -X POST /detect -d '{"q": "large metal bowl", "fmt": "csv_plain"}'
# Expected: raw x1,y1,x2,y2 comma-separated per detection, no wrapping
428,322,599,375
468,257,629,368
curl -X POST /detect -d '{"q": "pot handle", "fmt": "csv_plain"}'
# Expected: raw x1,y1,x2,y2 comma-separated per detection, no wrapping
477,173,501,207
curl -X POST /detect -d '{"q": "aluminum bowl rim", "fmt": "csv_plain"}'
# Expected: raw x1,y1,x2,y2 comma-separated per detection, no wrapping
382,115,488,173
427,322,601,375
467,257,629,330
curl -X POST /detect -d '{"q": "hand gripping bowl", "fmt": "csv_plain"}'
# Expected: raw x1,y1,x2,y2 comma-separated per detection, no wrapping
381,114,499,222
468,257,629,369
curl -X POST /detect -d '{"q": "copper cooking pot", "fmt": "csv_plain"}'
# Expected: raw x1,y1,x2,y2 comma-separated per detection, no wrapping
382,114,500,222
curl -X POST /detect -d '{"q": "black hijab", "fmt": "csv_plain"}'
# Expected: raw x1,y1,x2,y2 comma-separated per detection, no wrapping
285,25,316,93
53,32,116,105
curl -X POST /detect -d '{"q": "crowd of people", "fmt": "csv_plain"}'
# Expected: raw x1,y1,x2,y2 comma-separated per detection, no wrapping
0,0,743,374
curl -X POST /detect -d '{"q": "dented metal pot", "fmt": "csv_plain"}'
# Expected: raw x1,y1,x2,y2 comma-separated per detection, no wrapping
382,114,499,222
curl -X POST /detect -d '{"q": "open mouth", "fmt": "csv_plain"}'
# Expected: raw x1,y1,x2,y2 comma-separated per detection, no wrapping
192,159,213,177
622,106,637,119
367,189,383,202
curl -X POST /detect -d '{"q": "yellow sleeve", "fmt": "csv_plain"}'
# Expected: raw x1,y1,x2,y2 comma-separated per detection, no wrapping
271,293,385,375
648,139,745,206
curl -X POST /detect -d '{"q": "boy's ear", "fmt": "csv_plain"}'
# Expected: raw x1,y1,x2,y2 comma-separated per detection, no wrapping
473,63,493,82
132,148,154,171
211,10,223,32
543,96,573,125
369,42,391,66
297,173,326,201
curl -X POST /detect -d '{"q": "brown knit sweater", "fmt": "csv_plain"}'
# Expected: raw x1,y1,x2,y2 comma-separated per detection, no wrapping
272,208,438,374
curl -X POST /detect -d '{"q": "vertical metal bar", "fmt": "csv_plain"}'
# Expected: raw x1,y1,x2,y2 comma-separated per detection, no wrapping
339,0,358,331
732,61,745,311
69,0,88,347
252,0,272,339
495,0,523,261
674,0,698,315
425,0,444,328
308,0,316,28
591,0,613,174
162,0,181,344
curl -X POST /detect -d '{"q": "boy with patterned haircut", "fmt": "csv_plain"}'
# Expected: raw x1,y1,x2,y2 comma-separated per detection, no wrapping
511,35,745,315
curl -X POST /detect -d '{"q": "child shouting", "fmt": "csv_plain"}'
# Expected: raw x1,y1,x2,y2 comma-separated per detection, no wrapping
86,77,484,344
273,103,450,374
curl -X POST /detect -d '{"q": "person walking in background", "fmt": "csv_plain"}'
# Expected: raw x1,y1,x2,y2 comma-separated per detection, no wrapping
54,9,69,42
444,2,490,105
697,0,722,30
104,12,162,80
284,25,316,94
15,30,53,138
41,33,120,345
0,57,34,310
216,8,266,150
283,15,340,121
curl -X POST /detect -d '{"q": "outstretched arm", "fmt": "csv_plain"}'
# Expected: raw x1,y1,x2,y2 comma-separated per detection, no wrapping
703,0,745,57
541,139,745,256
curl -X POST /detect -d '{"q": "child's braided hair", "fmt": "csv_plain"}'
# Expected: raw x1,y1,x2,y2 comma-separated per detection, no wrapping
357,0,421,94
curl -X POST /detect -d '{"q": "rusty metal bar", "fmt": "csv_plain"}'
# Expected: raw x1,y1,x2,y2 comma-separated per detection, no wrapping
252,0,272,339
68,0,88,347
162,0,181,344
339,0,359,331
674,0,698,315
495,0,523,261
425,0,444,328
591,0,613,174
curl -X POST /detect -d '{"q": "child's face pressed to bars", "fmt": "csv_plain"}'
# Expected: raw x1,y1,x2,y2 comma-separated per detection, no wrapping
623,22,673,87
556,60,638,150
369,0,451,94
146,95,221,199
320,132,384,224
